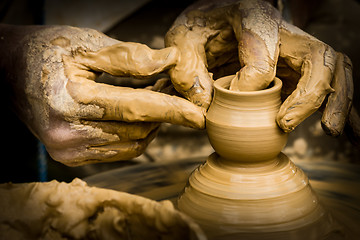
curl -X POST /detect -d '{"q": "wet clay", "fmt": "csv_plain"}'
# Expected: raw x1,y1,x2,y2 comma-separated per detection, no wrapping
165,0,354,137
84,156,360,240
206,76,287,162
0,24,205,166
0,178,206,240
178,75,341,239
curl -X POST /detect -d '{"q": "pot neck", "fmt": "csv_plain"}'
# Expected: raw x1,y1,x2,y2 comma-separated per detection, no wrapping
212,76,283,109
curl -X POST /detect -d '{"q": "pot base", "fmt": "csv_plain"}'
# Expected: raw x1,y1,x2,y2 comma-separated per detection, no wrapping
178,152,341,239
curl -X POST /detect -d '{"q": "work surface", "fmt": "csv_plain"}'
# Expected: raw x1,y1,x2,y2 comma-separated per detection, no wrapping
84,157,360,238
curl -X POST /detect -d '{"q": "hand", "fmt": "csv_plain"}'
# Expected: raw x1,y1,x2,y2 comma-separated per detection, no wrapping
0,24,204,166
165,0,354,135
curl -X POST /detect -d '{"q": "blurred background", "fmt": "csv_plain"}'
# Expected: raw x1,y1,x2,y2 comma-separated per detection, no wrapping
0,0,359,183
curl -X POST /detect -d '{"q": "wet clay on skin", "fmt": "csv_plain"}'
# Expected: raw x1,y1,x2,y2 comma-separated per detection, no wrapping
0,178,206,240
165,0,353,135
0,24,205,166
178,75,344,240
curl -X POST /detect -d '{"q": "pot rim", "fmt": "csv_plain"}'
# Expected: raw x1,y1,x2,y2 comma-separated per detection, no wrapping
214,75,282,97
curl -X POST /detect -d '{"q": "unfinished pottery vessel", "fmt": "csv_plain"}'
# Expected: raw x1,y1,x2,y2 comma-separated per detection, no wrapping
206,75,287,162
178,75,337,240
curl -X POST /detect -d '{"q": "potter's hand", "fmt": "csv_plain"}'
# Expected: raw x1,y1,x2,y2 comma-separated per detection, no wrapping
166,0,353,136
0,24,204,166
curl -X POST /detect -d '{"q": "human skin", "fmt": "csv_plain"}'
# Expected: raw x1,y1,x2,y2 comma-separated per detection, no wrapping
165,0,354,136
0,0,357,167
0,24,204,166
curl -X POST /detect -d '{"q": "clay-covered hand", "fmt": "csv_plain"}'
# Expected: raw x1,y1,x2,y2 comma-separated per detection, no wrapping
0,24,204,166
165,0,353,135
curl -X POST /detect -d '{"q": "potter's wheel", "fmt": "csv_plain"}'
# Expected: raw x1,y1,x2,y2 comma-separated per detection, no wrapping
84,157,360,238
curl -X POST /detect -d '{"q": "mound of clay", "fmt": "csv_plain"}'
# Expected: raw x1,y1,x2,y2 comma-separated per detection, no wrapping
0,178,205,240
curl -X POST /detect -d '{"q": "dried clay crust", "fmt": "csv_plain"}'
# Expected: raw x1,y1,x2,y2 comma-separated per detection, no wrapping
0,178,205,240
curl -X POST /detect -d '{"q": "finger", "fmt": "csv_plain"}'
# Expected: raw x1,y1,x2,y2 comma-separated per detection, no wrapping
275,58,301,100
321,52,353,136
65,76,205,129
205,25,239,73
75,42,179,78
80,120,160,141
228,0,281,91
86,126,159,161
148,77,178,95
51,127,159,166
165,25,213,109
277,44,336,132
42,116,159,166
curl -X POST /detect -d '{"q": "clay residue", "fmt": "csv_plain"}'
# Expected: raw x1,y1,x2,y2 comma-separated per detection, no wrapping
50,36,71,48
0,178,206,240
166,0,353,136
178,151,338,239
206,75,287,162
12,24,205,166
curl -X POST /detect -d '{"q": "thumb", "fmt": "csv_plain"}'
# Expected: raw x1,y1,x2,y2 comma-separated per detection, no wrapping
228,0,281,91
165,25,213,109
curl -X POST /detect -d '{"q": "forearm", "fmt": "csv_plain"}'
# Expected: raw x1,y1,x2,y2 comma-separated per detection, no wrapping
0,24,45,121
0,24,41,71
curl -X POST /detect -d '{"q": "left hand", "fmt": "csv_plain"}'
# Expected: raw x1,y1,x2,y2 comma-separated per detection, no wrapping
165,0,354,136
0,24,204,166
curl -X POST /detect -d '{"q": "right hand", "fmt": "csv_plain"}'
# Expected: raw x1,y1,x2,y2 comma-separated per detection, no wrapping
165,0,354,137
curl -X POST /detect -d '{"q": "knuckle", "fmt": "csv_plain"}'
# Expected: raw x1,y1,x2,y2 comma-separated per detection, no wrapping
323,45,336,73
336,52,353,74
44,142,84,166
123,105,145,122
40,125,74,151
244,63,275,89
251,61,276,80
47,148,73,165
131,141,149,156
341,53,353,69
121,122,159,140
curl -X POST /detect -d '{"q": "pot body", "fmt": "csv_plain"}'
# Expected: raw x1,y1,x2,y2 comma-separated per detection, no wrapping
178,75,335,240
206,75,288,162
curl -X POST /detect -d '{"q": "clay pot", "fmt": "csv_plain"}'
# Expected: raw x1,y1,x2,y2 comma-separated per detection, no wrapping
206,75,288,162
178,75,334,239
